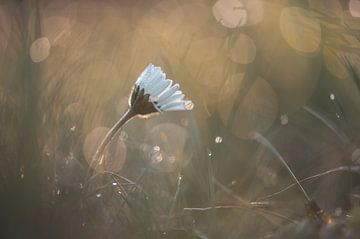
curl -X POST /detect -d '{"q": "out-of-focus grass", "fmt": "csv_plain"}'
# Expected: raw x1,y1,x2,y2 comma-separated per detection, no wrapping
1,0,360,238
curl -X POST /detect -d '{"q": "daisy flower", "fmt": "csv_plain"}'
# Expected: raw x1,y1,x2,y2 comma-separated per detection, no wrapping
130,63,193,115
92,64,193,165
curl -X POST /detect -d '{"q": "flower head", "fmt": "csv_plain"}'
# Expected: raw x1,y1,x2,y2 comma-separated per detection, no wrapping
92,64,193,169
130,64,193,115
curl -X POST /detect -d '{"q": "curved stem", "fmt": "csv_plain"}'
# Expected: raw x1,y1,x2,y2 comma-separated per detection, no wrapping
91,107,136,169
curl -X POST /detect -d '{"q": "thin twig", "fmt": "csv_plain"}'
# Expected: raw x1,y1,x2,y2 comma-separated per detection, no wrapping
184,205,297,225
212,178,296,224
252,132,311,202
259,165,360,200
303,105,349,145
169,173,183,216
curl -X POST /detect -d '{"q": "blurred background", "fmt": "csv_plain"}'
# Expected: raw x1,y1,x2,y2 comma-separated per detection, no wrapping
1,0,360,238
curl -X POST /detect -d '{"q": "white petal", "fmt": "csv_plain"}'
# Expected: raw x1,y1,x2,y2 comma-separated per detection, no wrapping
151,79,172,98
141,66,166,95
135,64,153,86
157,91,184,106
157,83,179,102
141,66,158,91
145,71,166,95
161,101,186,111
133,64,193,112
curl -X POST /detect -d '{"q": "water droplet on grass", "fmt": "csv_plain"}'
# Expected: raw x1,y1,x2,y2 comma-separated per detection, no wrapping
280,114,289,125
330,93,335,100
215,136,223,143
207,149,212,157
150,146,163,164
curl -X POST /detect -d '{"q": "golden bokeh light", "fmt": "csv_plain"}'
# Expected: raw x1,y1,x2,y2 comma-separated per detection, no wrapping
218,76,278,139
212,0,247,28
254,3,321,112
83,126,127,172
144,122,191,171
30,37,51,62
349,0,360,17
228,33,257,64
3,0,360,237
280,7,321,54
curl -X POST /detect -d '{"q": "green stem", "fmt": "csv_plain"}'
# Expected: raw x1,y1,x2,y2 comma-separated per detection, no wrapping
91,107,136,169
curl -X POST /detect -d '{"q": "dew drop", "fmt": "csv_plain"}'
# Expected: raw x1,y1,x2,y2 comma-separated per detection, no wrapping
280,114,289,125
150,146,163,164
112,182,117,186
207,149,212,157
185,100,194,110
215,136,223,144
70,125,76,132
330,93,335,100
19,166,25,179
96,193,102,198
